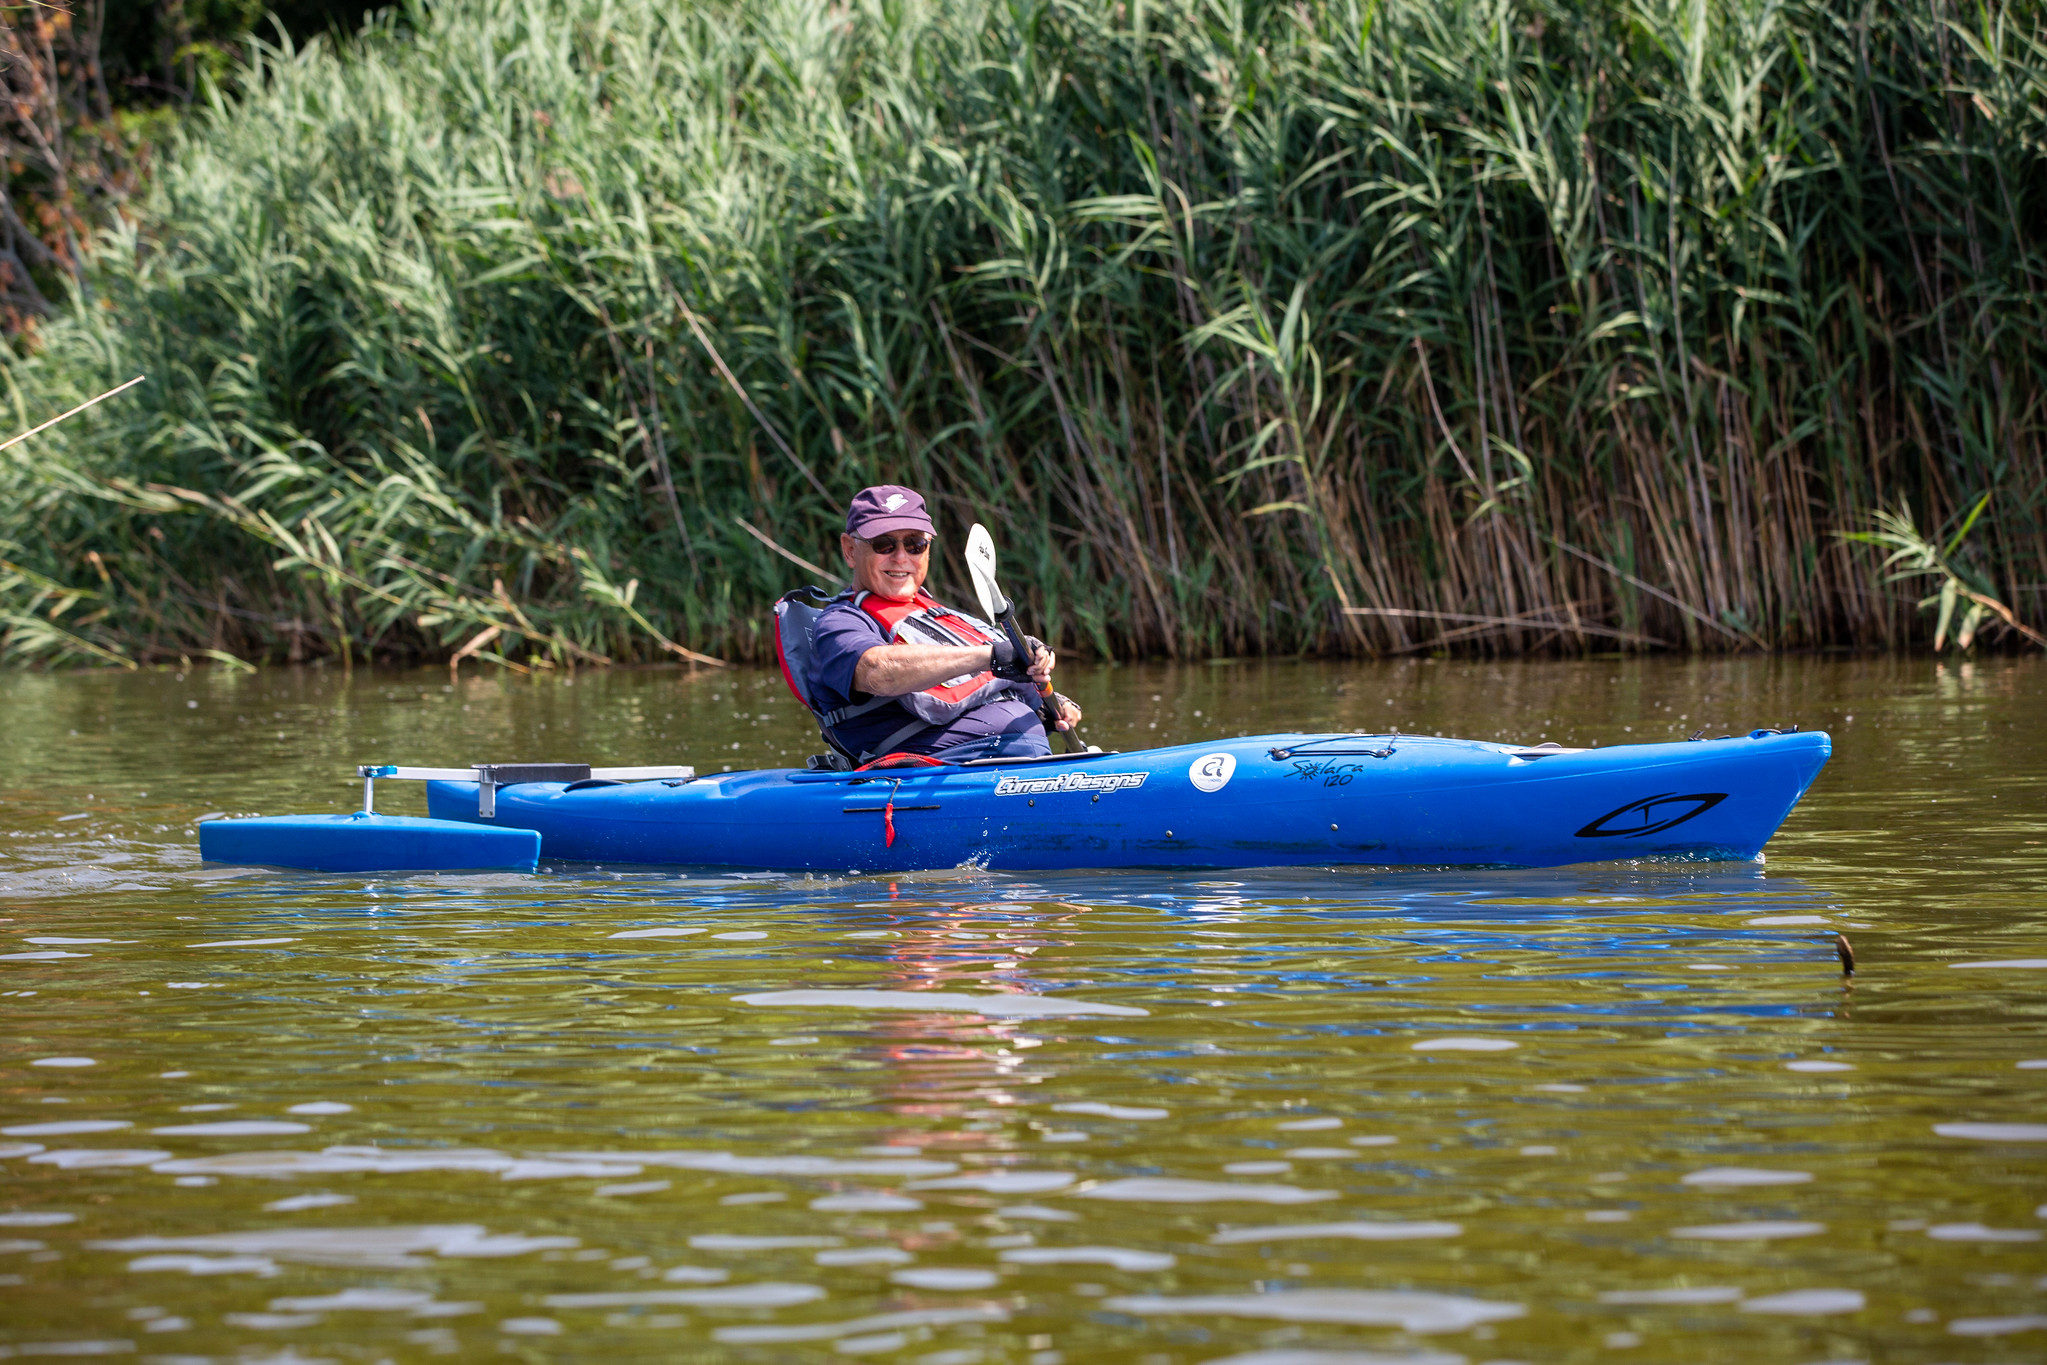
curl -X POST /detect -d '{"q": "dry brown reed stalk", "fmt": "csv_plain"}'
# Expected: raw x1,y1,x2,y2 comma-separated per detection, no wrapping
0,373,143,453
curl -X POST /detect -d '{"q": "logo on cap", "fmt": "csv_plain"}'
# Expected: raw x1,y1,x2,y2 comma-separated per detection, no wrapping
884,493,907,511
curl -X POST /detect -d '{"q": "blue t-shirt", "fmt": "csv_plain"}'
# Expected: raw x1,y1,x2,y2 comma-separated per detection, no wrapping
810,598,1046,759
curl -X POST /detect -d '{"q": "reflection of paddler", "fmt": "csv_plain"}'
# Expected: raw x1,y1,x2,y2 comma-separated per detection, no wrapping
848,910,1089,1152
775,486,1080,767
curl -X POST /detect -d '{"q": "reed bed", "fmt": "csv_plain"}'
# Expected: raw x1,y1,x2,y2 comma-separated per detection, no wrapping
2,0,2043,667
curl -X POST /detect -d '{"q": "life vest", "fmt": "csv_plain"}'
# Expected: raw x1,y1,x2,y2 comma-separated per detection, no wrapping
774,585,1026,762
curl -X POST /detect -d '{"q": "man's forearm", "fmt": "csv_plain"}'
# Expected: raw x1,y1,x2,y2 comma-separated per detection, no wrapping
854,643,994,696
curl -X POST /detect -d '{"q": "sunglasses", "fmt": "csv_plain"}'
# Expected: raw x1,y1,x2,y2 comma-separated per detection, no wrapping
864,534,933,556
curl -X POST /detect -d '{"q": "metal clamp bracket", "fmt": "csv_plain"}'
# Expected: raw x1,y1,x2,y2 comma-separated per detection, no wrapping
356,763,695,818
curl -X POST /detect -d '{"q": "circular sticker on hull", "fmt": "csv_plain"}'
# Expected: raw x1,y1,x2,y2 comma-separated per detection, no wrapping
1189,752,1237,793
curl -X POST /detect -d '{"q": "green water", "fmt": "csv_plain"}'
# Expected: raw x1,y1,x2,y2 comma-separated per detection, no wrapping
2,655,2043,1363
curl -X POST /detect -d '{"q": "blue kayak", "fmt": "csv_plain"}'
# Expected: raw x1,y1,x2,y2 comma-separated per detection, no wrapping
421,730,1830,873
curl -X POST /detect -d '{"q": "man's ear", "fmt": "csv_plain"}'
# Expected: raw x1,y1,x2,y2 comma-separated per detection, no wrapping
839,533,857,567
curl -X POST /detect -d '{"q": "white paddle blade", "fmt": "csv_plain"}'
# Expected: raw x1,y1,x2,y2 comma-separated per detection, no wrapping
963,523,1007,620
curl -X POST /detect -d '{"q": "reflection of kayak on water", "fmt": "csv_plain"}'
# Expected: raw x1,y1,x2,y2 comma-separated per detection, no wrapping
408,729,1829,873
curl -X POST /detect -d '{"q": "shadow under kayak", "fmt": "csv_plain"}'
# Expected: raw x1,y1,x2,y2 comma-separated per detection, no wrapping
421,730,1830,873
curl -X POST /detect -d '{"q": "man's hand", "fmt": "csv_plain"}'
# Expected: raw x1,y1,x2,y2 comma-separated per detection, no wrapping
1051,691,1083,732
1024,638,1055,687
991,634,1052,684
1023,645,1083,732
988,636,1034,682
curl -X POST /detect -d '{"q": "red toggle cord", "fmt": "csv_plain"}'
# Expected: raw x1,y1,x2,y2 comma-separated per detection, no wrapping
883,782,898,848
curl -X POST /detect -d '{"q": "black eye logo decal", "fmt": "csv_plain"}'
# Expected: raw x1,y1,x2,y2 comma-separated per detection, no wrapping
1575,792,1728,838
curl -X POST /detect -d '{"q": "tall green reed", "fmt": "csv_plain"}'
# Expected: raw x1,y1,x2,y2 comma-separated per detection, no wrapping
2,0,2042,668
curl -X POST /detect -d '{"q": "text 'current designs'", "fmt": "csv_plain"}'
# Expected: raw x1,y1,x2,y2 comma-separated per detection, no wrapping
993,770,1150,797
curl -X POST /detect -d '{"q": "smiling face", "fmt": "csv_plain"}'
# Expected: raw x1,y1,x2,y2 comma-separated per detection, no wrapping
841,532,930,602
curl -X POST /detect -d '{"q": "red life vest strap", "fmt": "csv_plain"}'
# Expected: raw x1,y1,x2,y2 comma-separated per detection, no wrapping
854,752,951,771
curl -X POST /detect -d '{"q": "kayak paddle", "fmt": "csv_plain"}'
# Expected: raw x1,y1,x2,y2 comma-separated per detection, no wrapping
964,523,1083,753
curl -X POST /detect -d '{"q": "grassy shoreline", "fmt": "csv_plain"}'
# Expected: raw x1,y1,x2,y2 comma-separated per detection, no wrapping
3,0,2043,668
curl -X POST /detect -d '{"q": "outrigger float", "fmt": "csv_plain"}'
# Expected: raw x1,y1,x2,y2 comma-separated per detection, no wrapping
198,729,1830,874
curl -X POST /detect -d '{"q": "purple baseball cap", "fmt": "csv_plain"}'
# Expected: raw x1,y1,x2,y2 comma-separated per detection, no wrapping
844,485,934,538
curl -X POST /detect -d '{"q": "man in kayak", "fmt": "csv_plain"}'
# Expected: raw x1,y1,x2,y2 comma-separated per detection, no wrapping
792,485,1081,763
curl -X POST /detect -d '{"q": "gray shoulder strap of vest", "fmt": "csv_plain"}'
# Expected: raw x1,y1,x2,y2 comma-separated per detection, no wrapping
822,693,897,728
860,714,936,763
